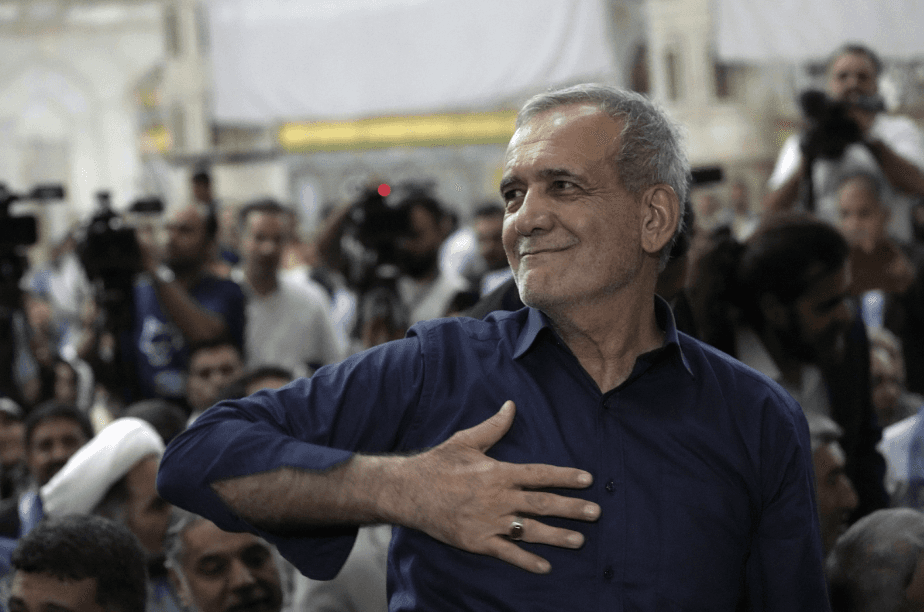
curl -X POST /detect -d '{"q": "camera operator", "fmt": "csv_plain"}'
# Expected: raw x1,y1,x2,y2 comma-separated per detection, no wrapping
763,43,924,242
127,202,246,406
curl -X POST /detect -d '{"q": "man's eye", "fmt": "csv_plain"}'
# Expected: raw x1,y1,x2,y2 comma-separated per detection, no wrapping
198,558,228,577
552,180,576,190
503,189,524,205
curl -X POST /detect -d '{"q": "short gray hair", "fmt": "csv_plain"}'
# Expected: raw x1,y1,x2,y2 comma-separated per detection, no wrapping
516,84,690,268
163,507,207,572
805,412,843,453
827,508,924,611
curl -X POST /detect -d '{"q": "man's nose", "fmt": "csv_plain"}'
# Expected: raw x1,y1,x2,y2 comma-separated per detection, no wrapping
513,190,553,236
839,476,859,512
227,558,257,589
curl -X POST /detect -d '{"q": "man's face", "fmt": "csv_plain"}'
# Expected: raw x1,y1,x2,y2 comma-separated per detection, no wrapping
26,417,89,486
777,264,854,362
475,214,507,271
8,571,104,612
0,413,24,468
241,212,288,276
396,205,444,279
837,178,887,253
501,104,648,311
828,52,878,102
814,441,858,553
123,456,173,556
186,346,243,413
172,520,283,612
166,206,212,271
53,362,78,405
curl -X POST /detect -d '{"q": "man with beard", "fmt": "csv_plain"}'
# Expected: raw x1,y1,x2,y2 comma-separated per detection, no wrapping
165,508,284,612
763,43,924,242
232,199,342,377
129,202,246,403
688,213,888,520
392,192,467,325
806,413,859,555
0,402,93,547
159,85,830,610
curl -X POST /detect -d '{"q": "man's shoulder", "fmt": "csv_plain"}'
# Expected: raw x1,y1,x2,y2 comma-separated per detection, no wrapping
676,331,801,410
409,308,529,345
192,273,245,300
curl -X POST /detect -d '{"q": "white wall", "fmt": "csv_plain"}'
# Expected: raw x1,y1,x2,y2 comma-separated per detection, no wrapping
0,17,165,240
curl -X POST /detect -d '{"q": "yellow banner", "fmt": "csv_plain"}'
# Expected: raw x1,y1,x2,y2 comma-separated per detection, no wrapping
278,110,518,152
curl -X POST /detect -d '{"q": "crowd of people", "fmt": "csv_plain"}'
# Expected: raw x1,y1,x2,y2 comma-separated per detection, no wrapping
1,42,924,612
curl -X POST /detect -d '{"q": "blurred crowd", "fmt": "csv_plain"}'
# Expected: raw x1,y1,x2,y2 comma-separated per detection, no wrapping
3,42,924,612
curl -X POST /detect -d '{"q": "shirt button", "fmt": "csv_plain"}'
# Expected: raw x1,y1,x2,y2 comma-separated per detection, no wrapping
605,480,615,493
603,567,614,580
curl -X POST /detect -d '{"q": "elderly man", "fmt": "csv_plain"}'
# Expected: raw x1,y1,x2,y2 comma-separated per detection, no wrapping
7,514,148,612
158,84,828,610
164,509,284,612
807,413,860,555
763,43,924,241
827,508,924,611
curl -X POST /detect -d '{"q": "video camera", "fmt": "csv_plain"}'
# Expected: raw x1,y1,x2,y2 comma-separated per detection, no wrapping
76,191,163,331
798,89,886,160
0,182,66,311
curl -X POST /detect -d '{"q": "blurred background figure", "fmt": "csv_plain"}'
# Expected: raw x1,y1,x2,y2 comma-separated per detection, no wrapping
39,417,179,611
835,171,924,396
6,514,148,612
807,413,859,555
764,44,924,242
233,198,343,377
164,509,285,612
461,202,512,297
827,508,924,612
184,338,243,422
0,398,26,503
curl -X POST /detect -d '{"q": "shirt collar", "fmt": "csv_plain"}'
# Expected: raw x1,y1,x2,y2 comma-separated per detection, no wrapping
513,295,694,377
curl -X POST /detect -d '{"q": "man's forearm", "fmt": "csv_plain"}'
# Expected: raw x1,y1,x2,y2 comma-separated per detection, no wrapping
868,139,924,196
211,455,406,532
151,275,227,343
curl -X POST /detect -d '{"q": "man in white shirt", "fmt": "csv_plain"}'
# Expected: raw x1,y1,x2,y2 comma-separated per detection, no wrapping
234,199,343,377
763,43,924,242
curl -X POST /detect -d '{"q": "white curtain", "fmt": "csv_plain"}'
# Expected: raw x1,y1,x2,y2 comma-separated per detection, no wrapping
205,0,616,123
714,0,924,63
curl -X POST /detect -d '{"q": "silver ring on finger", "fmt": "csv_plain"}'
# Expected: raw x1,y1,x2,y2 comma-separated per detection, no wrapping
508,519,525,541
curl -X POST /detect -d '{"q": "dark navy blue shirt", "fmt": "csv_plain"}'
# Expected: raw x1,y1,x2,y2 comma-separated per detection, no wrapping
158,299,829,611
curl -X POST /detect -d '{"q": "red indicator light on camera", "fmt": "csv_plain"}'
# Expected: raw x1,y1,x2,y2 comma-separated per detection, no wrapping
377,184,391,197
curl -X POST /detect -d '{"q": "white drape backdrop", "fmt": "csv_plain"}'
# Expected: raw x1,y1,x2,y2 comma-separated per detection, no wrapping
714,0,924,63
205,0,617,123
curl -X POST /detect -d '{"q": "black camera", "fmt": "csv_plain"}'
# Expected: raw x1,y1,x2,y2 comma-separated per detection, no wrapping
76,191,163,331
346,185,412,268
798,89,885,160
0,183,65,311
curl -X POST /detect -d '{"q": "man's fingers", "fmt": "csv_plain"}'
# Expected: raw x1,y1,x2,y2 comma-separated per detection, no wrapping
452,400,517,452
518,490,600,522
509,462,594,491
506,516,586,549
489,537,553,574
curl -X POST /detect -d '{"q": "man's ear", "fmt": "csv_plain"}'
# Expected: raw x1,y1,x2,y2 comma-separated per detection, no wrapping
758,293,790,329
640,185,680,256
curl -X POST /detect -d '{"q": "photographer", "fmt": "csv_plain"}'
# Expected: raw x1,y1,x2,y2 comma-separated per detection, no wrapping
124,202,245,406
763,43,924,242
